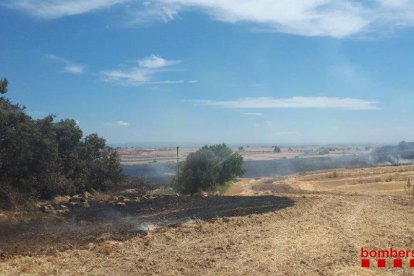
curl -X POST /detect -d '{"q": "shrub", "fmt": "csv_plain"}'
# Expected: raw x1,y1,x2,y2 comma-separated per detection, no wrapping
318,147,330,155
405,177,413,196
175,144,244,194
273,146,281,153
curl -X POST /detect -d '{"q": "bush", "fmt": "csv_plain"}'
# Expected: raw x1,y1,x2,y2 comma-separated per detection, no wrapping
273,146,281,153
405,177,413,196
175,144,244,194
318,147,330,155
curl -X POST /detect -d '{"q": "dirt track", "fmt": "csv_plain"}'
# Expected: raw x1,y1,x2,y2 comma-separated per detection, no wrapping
2,165,414,275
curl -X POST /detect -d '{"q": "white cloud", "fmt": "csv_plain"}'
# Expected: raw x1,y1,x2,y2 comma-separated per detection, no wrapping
45,54,85,75
102,68,150,84
105,120,130,127
64,65,84,74
153,0,370,38
8,0,414,37
5,0,127,19
102,55,195,85
132,0,414,37
139,54,180,68
128,3,180,25
243,112,264,116
187,96,379,110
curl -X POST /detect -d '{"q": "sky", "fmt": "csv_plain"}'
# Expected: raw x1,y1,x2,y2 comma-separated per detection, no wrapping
2,0,414,145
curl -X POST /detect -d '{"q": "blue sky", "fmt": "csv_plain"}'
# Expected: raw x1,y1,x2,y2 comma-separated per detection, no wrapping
2,0,414,145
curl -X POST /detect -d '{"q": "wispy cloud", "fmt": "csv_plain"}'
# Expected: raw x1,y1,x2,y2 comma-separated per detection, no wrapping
187,97,379,110
8,0,414,38
127,3,180,25
4,0,127,19
102,55,195,86
45,54,85,75
243,112,264,116
141,0,414,38
105,120,130,127
138,54,180,68
102,68,150,84
64,65,84,74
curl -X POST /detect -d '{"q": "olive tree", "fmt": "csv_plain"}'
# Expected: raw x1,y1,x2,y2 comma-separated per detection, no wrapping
175,144,244,194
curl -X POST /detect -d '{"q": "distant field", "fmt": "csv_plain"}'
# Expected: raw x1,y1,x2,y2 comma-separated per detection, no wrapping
119,146,379,187
117,145,370,165
119,145,373,185
227,164,414,196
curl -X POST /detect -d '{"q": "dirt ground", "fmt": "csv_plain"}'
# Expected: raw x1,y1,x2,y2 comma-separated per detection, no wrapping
1,165,414,275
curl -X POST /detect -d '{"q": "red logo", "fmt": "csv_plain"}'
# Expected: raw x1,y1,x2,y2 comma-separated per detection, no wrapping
361,248,414,268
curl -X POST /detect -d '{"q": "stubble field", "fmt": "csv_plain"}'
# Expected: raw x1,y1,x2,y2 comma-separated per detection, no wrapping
1,164,414,275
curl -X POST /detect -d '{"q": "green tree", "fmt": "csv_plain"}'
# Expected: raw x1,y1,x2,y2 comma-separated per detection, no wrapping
0,95,38,195
0,78,8,94
273,145,281,153
82,133,123,191
175,144,244,194
0,79,124,206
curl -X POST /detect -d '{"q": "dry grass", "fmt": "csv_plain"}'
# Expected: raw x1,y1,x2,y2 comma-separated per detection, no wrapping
2,164,414,275
282,164,414,195
92,190,112,201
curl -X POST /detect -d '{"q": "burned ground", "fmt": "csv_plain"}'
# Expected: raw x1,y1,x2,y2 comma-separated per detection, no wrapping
0,195,294,260
2,164,414,275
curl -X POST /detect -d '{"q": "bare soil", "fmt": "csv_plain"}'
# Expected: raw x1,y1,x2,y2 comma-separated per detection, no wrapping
1,164,414,275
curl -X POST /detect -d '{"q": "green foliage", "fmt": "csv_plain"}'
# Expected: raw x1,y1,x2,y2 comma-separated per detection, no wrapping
0,80,123,203
318,147,330,155
273,145,281,153
0,78,8,94
216,180,235,195
175,143,244,194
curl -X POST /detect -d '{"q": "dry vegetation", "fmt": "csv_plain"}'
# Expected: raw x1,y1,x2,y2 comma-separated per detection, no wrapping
2,164,414,275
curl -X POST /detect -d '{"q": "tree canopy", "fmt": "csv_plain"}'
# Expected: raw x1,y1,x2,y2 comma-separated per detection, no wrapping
273,146,281,153
0,79,123,207
0,78,8,94
175,144,244,194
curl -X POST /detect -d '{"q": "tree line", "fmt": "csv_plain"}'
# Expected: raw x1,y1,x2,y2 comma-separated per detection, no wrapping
0,77,246,208
0,79,123,208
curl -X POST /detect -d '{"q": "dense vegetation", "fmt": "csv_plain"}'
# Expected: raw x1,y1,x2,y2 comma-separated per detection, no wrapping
0,79,123,208
175,144,244,194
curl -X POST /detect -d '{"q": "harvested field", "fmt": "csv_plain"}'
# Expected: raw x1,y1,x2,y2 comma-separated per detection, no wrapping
2,164,414,275
118,145,369,164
